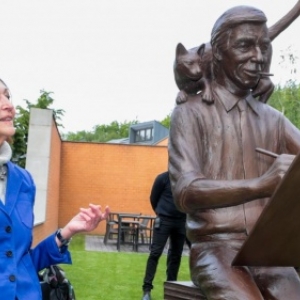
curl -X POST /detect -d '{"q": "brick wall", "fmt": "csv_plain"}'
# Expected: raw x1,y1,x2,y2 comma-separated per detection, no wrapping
31,110,169,243
58,142,168,235
156,137,168,146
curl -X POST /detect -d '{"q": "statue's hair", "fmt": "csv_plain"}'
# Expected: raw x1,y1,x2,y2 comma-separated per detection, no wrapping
210,6,267,77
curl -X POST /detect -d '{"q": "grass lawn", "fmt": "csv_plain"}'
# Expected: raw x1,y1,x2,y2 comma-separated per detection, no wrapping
61,235,190,300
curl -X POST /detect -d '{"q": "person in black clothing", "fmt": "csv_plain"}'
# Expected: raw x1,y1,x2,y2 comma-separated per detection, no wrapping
141,171,187,300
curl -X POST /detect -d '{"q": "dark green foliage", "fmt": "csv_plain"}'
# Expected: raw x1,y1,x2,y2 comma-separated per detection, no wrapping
268,82,300,128
160,114,171,129
268,48,300,128
12,90,64,167
63,119,139,142
63,115,173,142
93,120,139,142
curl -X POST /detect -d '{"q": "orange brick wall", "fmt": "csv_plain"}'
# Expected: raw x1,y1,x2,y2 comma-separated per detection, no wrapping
33,121,62,246
59,142,168,235
156,137,168,146
32,117,169,244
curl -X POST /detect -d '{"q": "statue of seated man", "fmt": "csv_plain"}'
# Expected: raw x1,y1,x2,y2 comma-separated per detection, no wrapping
168,5,300,300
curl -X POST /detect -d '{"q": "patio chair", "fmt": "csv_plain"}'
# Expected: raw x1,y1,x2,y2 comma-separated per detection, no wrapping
138,216,151,244
103,212,119,244
136,215,155,251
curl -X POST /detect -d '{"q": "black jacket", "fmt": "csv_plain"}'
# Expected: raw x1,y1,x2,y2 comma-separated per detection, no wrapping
150,171,186,220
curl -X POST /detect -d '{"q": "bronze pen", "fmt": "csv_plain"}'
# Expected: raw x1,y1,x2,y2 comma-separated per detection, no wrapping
255,147,278,158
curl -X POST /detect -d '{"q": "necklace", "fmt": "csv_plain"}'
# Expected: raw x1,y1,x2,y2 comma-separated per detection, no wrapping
0,165,7,180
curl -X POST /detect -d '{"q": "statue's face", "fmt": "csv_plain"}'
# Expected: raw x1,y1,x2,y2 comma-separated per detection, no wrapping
219,22,271,92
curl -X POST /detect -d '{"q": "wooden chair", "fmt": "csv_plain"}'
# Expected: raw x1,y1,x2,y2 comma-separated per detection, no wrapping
103,212,119,244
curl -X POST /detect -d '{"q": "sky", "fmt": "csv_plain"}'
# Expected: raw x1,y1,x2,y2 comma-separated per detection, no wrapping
0,0,300,133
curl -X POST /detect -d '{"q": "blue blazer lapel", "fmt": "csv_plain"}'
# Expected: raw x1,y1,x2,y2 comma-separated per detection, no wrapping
5,162,23,215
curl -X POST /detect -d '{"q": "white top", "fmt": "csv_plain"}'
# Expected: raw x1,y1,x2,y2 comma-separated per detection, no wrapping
0,141,12,204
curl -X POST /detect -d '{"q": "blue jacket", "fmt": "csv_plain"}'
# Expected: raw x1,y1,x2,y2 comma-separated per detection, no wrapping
0,161,72,300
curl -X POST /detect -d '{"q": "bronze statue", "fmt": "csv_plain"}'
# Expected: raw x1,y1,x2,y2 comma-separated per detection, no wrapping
169,3,300,300
174,0,300,105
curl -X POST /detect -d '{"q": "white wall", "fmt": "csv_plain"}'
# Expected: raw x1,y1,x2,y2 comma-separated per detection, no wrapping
26,108,53,224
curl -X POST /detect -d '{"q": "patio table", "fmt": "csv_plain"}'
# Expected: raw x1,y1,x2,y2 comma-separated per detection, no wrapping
117,213,141,251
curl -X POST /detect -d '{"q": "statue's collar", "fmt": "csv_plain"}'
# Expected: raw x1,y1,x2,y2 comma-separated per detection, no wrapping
213,82,260,115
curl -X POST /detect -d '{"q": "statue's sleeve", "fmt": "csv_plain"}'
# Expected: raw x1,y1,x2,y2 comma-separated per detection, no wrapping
283,116,300,153
168,104,205,213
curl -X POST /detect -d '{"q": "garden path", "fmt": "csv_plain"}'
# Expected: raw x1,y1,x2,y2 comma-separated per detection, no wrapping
85,235,190,256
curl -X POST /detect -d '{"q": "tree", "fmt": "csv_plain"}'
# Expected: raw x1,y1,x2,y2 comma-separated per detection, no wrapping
63,113,174,143
268,82,300,128
12,90,65,167
64,119,139,142
268,46,300,128
160,114,171,129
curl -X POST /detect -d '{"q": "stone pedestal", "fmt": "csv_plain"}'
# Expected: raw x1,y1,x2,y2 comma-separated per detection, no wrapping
164,281,207,300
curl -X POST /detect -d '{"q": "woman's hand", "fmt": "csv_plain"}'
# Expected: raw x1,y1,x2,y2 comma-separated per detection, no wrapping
59,204,110,240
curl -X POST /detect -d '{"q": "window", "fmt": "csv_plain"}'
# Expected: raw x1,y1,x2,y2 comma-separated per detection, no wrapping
135,128,153,142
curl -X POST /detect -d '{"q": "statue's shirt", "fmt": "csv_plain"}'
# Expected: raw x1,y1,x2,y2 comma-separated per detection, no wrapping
169,83,300,241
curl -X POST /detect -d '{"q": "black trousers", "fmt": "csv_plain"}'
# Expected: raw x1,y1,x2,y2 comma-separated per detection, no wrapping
142,216,186,291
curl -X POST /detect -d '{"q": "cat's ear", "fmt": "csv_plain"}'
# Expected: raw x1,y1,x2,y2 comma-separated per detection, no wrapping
197,43,205,58
176,43,188,57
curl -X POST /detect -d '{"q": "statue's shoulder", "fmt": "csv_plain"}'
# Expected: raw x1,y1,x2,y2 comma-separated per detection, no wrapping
253,100,286,123
172,94,210,124
257,101,280,114
176,93,206,109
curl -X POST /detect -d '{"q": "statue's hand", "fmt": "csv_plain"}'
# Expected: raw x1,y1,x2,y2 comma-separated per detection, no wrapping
260,154,295,194
252,78,275,103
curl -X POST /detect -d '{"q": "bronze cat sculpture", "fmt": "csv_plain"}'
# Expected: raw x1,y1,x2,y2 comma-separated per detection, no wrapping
174,43,213,104
174,0,300,104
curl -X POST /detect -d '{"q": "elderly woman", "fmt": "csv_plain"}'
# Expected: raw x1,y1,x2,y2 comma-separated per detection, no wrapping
0,78,109,300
